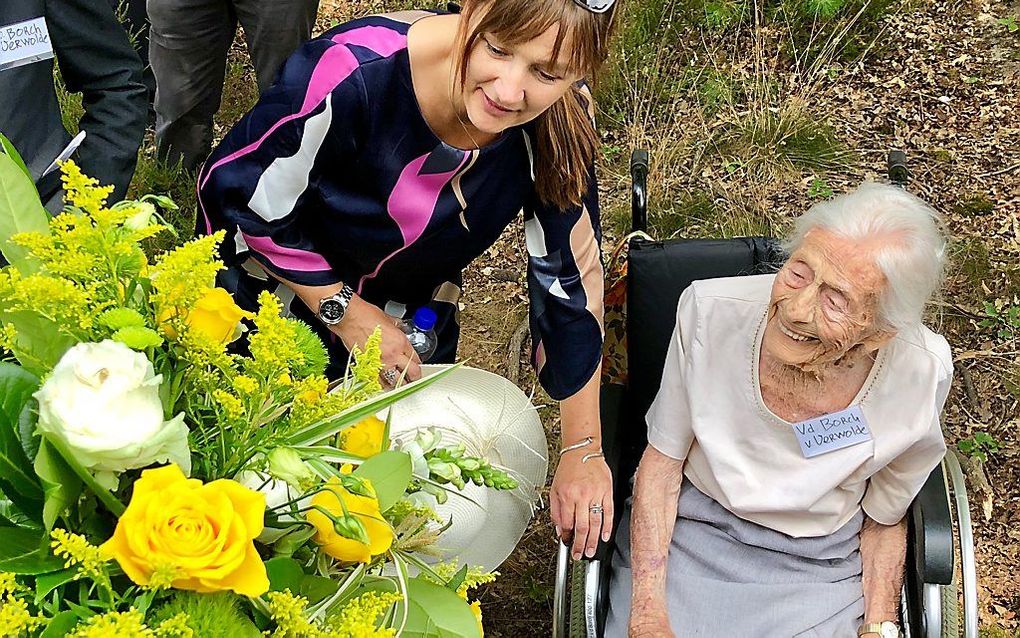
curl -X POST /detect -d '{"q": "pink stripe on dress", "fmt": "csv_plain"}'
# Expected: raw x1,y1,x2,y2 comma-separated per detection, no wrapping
356,150,470,293
197,24,409,259
240,232,333,272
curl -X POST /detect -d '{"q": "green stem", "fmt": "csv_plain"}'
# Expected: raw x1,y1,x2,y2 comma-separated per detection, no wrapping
42,433,125,516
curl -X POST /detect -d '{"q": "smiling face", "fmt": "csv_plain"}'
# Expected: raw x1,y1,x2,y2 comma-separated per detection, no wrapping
763,229,895,370
458,24,582,134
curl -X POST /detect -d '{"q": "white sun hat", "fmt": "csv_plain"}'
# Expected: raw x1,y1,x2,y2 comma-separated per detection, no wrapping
379,364,548,572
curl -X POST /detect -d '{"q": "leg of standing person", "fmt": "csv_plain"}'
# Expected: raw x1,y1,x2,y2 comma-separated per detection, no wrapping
234,0,320,94
147,0,236,171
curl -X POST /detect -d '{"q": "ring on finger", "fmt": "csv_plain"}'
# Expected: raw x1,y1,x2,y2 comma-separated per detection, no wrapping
589,503,603,515
382,368,398,385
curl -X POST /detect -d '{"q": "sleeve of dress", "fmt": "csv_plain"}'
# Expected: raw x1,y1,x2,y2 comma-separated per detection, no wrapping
861,343,953,524
524,165,604,401
645,286,698,461
196,35,367,287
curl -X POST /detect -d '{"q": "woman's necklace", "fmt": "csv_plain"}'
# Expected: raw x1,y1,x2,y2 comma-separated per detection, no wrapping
449,87,481,151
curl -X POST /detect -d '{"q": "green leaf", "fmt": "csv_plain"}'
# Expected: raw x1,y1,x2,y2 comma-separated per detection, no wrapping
0,311,75,376
300,575,340,605
0,525,64,574
265,556,304,593
34,439,83,529
361,576,482,638
0,363,44,520
286,364,462,447
35,567,76,603
353,451,412,512
0,149,49,272
0,131,32,181
39,432,124,516
40,611,80,637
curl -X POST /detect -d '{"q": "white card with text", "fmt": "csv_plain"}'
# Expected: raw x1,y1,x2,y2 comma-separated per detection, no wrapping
791,405,872,458
0,17,54,72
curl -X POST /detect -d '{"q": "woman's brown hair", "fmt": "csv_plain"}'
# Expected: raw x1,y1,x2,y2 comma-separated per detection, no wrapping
454,0,618,210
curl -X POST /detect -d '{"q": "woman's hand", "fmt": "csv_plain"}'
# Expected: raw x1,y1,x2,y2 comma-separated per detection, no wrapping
550,449,613,561
335,295,421,388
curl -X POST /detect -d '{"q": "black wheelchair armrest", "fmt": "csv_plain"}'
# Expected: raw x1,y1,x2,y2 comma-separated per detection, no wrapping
594,383,627,562
909,462,954,585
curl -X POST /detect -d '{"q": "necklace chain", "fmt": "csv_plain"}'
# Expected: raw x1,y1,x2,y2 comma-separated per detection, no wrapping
449,86,481,151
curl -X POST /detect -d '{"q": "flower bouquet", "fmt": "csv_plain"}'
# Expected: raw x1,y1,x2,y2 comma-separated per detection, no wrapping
0,140,518,637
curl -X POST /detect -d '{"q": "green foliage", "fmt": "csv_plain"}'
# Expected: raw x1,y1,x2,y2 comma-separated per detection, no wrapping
0,148,50,273
808,177,834,199
957,432,1000,463
978,301,1020,341
150,591,262,638
997,15,1019,33
353,450,413,512
425,445,520,491
0,362,44,524
0,526,64,574
291,321,330,379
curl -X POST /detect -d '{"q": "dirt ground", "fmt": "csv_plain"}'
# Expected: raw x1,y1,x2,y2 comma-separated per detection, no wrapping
307,0,1017,634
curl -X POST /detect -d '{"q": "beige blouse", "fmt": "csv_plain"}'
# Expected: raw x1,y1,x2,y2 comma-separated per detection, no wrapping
646,274,952,538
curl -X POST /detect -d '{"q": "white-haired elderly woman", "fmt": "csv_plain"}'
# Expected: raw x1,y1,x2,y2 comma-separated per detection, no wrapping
605,183,952,638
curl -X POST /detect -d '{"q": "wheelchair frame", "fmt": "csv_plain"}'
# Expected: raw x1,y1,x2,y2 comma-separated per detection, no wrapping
552,150,979,638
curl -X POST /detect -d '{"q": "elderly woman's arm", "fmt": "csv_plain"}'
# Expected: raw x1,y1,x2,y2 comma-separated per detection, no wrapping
629,446,684,636
859,515,908,634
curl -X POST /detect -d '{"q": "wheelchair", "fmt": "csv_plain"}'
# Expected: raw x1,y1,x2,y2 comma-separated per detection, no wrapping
553,150,979,638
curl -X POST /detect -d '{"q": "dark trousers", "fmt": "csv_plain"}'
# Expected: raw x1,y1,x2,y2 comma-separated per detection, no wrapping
147,0,319,171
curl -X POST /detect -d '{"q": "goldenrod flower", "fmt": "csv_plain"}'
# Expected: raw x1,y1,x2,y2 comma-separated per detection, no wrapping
0,597,44,637
50,529,107,581
100,464,269,597
68,609,153,638
307,476,393,564
328,591,400,637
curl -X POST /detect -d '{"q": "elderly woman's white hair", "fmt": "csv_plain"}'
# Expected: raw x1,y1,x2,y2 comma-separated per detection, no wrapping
784,182,946,332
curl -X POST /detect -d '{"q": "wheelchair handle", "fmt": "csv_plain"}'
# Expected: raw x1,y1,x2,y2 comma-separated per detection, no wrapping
631,149,649,234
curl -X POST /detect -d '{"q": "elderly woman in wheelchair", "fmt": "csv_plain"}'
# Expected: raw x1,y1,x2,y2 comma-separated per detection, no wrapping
606,182,952,638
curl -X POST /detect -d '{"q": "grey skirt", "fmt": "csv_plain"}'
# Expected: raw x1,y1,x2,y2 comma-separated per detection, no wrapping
605,481,865,638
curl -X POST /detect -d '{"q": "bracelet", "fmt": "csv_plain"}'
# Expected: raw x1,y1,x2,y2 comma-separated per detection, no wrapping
581,451,604,464
559,436,594,456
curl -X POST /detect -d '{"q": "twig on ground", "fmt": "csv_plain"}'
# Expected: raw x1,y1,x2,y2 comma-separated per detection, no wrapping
506,317,530,386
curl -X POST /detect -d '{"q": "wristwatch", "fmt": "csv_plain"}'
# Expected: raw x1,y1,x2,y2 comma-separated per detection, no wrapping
858,621,900,638
316,284,355,326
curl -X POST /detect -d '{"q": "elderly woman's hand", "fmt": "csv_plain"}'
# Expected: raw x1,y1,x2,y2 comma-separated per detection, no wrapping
550,449,613,560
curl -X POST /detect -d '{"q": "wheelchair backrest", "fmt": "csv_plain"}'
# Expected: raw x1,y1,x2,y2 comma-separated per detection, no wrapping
619,237,785,486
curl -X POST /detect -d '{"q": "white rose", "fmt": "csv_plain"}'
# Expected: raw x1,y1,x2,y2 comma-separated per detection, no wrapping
34,340,190,488
237,470,304,544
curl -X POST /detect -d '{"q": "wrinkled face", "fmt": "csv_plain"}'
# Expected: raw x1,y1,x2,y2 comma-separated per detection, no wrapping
461,24,583,134
763,229,894,370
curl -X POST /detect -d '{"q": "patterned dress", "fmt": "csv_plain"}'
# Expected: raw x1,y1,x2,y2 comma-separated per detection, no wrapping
196,10,604,399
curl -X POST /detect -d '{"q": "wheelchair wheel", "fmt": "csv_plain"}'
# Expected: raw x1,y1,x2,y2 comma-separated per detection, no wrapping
940,583,960,637
568,561,587,637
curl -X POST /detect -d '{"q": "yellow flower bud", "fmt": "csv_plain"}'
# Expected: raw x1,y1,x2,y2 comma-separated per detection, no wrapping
187,287,253,345
339,416,386,458
307,476,393,564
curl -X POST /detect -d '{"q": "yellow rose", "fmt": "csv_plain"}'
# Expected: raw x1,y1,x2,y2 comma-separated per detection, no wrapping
339,416,386,458
187,287,252,344
470,600,484,636
306,476,393,563
99,464,269,597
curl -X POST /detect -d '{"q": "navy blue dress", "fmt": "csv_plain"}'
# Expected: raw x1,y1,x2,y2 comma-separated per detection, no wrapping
197,10,604,400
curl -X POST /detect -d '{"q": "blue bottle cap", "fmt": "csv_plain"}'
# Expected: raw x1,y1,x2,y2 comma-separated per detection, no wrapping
413,307,437,331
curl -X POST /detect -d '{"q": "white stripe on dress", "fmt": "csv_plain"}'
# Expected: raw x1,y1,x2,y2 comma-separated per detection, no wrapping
248,97,334,222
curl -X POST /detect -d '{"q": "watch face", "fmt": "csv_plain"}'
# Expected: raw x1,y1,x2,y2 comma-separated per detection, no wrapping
319,298,345,324
880,622,900,638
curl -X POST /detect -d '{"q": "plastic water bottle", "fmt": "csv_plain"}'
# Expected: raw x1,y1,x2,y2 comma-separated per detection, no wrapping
401,307,438,362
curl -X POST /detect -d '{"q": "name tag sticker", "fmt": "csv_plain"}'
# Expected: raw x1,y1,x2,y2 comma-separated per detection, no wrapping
792,405,872,458
0,17,54,72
